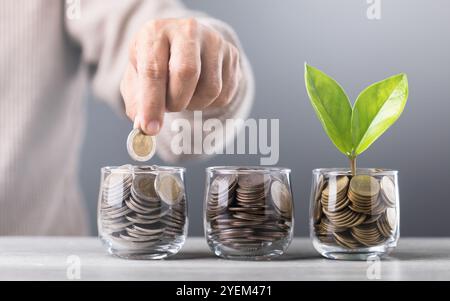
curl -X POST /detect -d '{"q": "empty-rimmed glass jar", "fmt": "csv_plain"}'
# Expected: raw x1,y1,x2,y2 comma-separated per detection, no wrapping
310,168,399,260
98,165,188,259
204,166,294,260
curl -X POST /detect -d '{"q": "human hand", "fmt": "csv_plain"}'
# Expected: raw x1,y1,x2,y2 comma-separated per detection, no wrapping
120,18,242,135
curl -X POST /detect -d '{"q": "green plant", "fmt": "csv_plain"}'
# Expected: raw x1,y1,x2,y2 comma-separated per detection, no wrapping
304,64,408,175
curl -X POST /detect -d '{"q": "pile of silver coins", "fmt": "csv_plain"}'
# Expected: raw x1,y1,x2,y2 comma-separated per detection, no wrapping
313,174,397,249
99,165,187,257
206,173,293,252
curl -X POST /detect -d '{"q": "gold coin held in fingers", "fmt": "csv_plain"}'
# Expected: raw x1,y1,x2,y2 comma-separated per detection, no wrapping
127,128,156,162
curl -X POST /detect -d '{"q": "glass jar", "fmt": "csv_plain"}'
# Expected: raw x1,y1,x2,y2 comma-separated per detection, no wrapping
204,166,294,260
98,165,188,259
310,168,399,260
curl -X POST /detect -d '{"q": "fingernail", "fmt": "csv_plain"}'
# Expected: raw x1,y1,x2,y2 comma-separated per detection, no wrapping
133,117,140,129
146,121,160,135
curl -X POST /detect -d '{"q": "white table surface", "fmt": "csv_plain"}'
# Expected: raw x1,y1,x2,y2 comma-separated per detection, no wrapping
0,237,448,281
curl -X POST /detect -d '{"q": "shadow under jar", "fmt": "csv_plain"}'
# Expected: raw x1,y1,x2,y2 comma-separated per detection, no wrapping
98,165,188,259
310,168,399,260
204,167,294,260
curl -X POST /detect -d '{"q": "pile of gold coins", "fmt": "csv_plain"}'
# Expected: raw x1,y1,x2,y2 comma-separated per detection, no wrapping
313,174,397,249
206,173,293,252
99,165,187,254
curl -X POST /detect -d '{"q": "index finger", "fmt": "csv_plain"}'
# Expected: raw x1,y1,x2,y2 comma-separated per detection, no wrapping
134,26,169,135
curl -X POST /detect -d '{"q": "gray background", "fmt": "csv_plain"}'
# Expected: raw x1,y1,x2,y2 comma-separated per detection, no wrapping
80,0,450,237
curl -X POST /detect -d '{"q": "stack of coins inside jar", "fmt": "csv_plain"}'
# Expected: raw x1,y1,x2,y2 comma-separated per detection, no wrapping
205,167,294,260
312,170,398,251
98,165,188,259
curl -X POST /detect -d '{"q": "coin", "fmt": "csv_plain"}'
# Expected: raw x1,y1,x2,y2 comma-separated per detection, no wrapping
155,173,184,206
363,213,382,224
347,175,383,215
314,175,325,202
386,207,397,229
208,174,238,211
313,173,398,250
103,170,132,206
233,212,270,222
351,224,385,247
100,167,187,255
376,208,397,238
313,175,325,223
315,218,347,235
127,128,156,162
313,201,323,224
132,173,158,201
348,195,385,215
322,206,366,228
380,176,396,207
322,176,349,199
349,175,380,198
270,179,293,216
103,171,132,191
321,196,349,212
125,198,159,214
333,232,361,249
238,173,265,186
210,174,238,195
206,172,292,252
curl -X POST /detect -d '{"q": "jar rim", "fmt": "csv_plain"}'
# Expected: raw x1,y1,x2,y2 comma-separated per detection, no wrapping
312,168,398,176
206,166,291,174
101,165,185,174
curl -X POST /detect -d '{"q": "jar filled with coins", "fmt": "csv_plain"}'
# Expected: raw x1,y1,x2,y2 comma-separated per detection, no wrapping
204,167,294,260
98,165,188,259
310,168,399,260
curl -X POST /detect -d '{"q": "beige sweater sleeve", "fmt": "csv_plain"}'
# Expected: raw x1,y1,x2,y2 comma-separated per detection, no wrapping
65,0,254,163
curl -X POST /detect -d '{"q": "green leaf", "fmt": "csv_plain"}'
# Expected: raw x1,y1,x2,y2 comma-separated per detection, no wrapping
351,73,408,156
304,64,353,156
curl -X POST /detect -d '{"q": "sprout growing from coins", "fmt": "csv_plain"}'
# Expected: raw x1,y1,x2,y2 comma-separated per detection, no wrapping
304,64,409,175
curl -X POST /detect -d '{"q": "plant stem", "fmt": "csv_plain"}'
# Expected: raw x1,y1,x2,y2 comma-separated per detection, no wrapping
350,157,356,176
